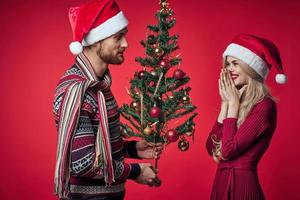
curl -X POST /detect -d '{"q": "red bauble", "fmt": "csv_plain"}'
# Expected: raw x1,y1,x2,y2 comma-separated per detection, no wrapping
166,129,179,142
173,69,186,80
166,16,176,23
149,106,161,118
149,81,155,87
159,59,170,68
138,70,146,79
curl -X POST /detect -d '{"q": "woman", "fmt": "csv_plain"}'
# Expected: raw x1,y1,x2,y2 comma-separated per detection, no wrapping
206,34,287,200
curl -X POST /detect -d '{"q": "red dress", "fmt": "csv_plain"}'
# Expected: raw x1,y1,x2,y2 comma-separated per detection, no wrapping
206,97,277,200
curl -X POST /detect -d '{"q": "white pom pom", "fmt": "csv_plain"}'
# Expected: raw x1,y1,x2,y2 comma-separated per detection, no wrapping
69,41,83,55
275,74,287,84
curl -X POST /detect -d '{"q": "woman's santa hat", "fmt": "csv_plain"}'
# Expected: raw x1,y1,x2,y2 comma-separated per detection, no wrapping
68,0,128,55
223,34,287,84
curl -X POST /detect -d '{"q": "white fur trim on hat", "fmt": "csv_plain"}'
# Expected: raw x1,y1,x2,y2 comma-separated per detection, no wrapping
275,74,287,84
82,11,128,47
223,43,269,79
69,41,83,55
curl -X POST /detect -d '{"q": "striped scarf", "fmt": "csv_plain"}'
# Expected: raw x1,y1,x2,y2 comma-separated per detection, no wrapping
54,53,114,198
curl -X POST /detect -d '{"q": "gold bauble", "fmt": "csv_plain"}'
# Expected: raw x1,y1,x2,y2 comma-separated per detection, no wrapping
130,101,141,113
143,126,153,135
185,131,193,137
182,95,190,104
154,47,164,57
178,139,189,151
120,128,130,138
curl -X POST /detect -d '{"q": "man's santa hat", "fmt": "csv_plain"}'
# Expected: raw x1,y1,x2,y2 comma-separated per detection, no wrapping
68,0,128,55
223,34,287,84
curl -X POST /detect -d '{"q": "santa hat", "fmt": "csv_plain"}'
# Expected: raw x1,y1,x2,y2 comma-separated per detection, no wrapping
223,34,287,84
68,0,128,55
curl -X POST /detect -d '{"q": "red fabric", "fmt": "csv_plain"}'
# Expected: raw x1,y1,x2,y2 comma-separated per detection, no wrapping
206,97,277,200
69,0,120,42
2,0,299,199
232,34,284,74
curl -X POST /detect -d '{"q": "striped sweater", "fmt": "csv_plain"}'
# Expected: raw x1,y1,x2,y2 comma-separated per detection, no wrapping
53,54,140,199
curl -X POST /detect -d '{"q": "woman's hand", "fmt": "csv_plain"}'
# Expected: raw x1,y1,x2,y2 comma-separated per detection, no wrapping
219,68,241,118
220,68,240,105
218,71,228,103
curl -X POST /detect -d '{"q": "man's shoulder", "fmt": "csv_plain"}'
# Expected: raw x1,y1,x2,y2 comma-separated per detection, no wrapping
54,65,83,99
56,65,84,87
62,64,83,79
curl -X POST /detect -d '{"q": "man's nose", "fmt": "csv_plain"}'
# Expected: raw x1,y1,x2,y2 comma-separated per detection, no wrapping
122,38,128,48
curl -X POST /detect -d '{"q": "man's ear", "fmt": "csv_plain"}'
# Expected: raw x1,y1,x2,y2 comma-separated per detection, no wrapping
92,41,102,50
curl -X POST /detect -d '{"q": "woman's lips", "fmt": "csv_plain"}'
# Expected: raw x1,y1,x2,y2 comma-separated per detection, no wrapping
231,74,239,80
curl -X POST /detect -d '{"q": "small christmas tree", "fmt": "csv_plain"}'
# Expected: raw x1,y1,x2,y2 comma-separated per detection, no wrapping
120,0,198,167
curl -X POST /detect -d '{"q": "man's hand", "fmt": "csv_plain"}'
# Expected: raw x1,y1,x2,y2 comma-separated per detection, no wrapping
136,139,163,159
134,163,162,187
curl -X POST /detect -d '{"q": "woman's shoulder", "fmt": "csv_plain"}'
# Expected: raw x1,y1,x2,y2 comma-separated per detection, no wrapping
253,96,277,112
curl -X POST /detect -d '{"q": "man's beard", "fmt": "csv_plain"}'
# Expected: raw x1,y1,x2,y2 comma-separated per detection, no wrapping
97,49,124,65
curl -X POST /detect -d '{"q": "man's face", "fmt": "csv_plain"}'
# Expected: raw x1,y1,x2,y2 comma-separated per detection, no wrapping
96,28,128,65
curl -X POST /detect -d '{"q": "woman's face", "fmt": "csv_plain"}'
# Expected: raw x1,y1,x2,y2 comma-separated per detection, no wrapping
225,56,249,88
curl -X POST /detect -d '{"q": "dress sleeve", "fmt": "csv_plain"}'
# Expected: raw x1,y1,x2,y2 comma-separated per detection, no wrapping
206,120,223,156
221,99,275,160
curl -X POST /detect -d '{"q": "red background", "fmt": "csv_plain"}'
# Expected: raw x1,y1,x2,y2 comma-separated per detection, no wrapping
1,0,299,199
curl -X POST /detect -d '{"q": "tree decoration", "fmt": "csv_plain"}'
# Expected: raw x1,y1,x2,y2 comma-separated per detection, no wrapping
173,68,186,80
120,0,198,171
166,129,179,142
178,138,189,151
159,58,170,69
137,70,146,79
149,106,162,118
143,125,153,135
154,46,164,58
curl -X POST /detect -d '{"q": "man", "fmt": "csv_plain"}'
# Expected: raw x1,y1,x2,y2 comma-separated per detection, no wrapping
53,0,162,199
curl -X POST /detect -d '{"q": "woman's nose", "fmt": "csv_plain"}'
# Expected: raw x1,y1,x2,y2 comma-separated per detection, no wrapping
227,64,234,71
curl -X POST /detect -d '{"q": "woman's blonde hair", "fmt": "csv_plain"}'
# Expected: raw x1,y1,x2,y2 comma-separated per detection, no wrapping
224,57,275,126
